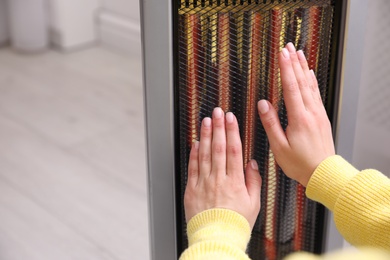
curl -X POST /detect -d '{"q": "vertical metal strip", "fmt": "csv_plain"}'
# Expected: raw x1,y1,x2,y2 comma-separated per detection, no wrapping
307,6,322,71
243,11,262,166
218,12,232,111
295,6,322,251
277,8,301,258
264,8,284,260
141,0,177,257
303,6,325,252
291,6,310,252
317,6,333,102
177,13,190,251
186,14,202,145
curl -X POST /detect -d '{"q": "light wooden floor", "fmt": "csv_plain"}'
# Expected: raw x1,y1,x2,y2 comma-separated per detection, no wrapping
0,47,149,260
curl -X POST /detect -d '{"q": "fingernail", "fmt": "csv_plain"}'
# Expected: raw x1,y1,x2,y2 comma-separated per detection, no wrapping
258,100,269,115
194,141,199,150
282,48,290,59
203,117,211,127
297,50,306,61
251,160,258,170
310,69,316,77
226,112,234,123
287,42,296,52
214,107,223,119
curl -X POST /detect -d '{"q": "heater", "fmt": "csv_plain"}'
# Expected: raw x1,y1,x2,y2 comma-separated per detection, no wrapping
141,0,348,259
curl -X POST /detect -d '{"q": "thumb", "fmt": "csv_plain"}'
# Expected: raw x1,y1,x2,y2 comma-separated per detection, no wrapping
257,100,288,151
245,160,262,203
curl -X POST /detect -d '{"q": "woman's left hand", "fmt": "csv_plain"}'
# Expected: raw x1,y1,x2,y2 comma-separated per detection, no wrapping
184,107,262,229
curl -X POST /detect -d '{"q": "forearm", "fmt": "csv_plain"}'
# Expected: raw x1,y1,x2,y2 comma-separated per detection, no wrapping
180,208,251,260
306,155,390,250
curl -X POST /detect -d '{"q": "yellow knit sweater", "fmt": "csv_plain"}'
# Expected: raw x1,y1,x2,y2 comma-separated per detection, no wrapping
180,155,390,259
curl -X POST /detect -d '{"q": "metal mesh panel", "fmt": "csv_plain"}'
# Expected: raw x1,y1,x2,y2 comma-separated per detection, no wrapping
175,1,336,259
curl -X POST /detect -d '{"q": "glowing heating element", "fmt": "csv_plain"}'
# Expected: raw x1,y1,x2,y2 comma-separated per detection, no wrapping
185,14,202,145
218,13,231,112
243,11,262,167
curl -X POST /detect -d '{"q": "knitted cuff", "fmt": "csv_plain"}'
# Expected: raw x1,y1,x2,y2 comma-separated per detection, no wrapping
187,208,251,252
306,155,359,211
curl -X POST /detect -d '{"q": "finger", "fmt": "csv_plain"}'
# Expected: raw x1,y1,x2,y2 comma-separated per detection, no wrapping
245,160,262,207
187,141,200,187
310,69,323,104
279,48,305,118
258,100,289,152
199,117,212,180
211,107,227,177
225,112,244,179
286,43,314,109
296,50,314,90
296,50,322,104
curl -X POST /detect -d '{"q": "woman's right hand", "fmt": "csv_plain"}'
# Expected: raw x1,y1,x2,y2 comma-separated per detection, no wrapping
257,43,335,187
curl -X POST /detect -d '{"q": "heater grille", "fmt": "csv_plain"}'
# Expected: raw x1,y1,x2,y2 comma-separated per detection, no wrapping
175,0,338,259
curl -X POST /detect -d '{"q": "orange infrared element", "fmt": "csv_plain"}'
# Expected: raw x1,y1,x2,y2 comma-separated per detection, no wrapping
265,8,283,260
294,6,322,251
186,14,202,145
243,12,262,167
307,6,322,71
218,12,231,112
294,184,305,251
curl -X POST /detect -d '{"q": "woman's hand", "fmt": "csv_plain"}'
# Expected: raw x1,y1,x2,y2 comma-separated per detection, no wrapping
184,107,262,229
257,43,335,187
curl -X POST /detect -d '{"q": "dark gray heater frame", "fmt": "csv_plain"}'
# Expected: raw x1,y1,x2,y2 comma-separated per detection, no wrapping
141,0,351,259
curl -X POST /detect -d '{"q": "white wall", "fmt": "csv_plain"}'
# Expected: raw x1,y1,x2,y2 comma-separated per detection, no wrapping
351,0,390,175
101,1,140,23
0,0,8,45
48,0,100,50
98,0,141,55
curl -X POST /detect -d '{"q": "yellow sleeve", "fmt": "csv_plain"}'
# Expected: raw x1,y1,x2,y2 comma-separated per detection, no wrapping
285,248,390,260
306,155,390,250
179,208,251,260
